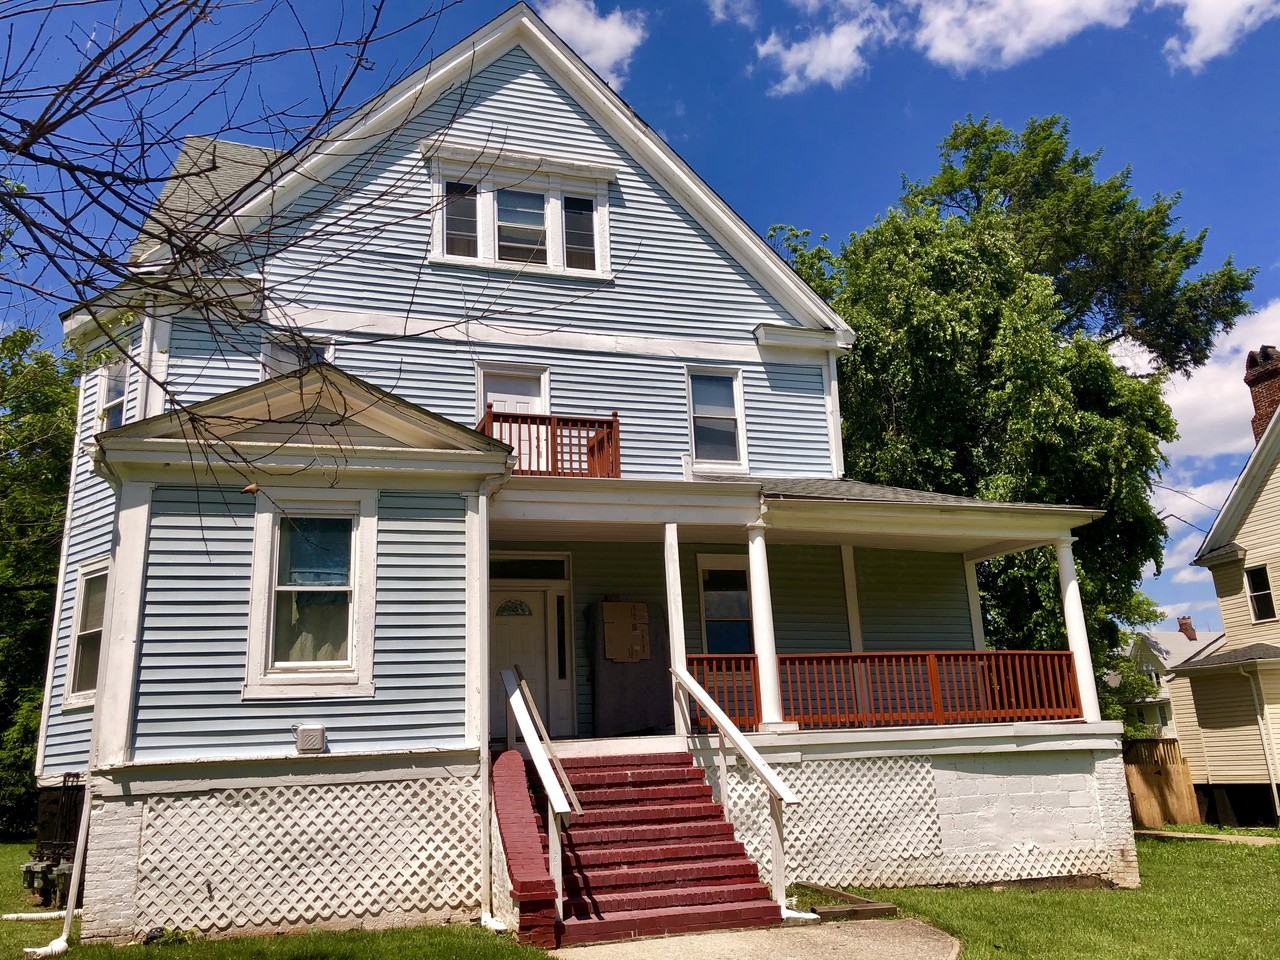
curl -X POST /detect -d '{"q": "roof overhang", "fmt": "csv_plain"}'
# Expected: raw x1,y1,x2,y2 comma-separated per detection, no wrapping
61,274,262,344
753,324,855,353
1195,411,1280,564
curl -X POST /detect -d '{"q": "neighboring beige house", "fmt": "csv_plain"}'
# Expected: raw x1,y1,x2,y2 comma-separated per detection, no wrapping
1125,618,1217,738
1173,345,1280,825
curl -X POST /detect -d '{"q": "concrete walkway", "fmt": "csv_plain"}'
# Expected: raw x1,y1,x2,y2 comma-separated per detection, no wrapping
1135,829,1280,846
551,919,960,960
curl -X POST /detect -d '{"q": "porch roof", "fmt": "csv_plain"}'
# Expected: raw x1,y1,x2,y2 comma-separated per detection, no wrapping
1170,642,1280,673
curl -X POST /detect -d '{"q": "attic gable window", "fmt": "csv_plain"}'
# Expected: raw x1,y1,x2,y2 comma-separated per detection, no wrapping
428,143,614,277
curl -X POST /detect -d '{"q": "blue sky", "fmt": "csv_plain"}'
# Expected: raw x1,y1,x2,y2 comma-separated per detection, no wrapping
497,0,1279,634
16,0,1280,632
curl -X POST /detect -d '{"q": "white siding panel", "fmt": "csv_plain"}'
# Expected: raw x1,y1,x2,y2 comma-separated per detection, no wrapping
1190,673,1271,784
130,487,468,762
166,315,262,403
1167,675,1209,783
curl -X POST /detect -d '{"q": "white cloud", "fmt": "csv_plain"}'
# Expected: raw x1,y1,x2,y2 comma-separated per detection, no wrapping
1161,299,1280,464
1156,598,1218,619
708,0,758,28
1159,0,1280,69
1172,566,1211,584
537,0,647,89
745,1,1280,90
756,4,896,94
910,0,1137,70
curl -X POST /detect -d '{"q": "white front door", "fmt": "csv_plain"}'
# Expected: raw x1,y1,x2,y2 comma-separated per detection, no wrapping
483,372,545,415
483,371,550,472
491,589,550,739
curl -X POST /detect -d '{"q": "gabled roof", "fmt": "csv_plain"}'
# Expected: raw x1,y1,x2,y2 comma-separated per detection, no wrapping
1195,411,1280,564
125,2,847,336
1134,629,1220,670
99,363,510,455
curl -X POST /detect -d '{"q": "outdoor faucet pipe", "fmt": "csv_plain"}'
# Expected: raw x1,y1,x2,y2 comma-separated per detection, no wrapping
23,781,92,957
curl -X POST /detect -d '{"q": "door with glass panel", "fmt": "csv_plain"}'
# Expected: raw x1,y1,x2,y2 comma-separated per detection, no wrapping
483,370,550,473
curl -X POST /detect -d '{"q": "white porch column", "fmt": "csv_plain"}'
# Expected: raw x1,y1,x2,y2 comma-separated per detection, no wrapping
1055,538,1102,723
747,524,795,732
663,522,688,736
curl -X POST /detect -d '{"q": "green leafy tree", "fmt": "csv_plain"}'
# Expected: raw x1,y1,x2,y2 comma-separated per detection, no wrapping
773,208,1172,724
903,115,1255,373
0,328,77,837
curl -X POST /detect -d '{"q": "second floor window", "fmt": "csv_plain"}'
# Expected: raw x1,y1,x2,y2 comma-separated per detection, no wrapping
445,181,479,257
100,362,127,430
1247,565,1275,622
690,371,743,465
496,189,547,264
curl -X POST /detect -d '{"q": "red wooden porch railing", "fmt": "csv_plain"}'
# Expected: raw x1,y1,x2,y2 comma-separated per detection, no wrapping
686,654,760,732
477,405,621,478
687,650,1082,732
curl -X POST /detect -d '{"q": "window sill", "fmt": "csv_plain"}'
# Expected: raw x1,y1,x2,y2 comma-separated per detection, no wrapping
691,460,751,476
243,674,375,701
428,254,613,283
61,692,95,711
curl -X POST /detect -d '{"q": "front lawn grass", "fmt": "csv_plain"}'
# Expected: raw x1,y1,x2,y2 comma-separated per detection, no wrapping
1153,822,1280,840
0,839,65,955
848,837,1280,960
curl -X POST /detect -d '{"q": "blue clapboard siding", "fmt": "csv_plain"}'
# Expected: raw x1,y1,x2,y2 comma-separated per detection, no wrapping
130,487,468,762
166,314,262,402
41,328,143,775
855,548,975,650
261,46,800,343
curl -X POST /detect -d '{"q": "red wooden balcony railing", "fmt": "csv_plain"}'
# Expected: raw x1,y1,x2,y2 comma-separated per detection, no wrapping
477,405,620,478
686,654,760,732
687,650,1083,732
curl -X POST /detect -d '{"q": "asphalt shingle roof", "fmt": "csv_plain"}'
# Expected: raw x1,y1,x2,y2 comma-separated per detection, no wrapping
1174,642,1280,670
131,136,281,262
697,474,1092,511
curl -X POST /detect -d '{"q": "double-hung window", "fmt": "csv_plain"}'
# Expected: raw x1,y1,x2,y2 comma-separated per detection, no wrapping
246,491,376,698
67,560,110,704
99,362,127,430
689,369,746,470
1247,565,1276,622
496,189,548,264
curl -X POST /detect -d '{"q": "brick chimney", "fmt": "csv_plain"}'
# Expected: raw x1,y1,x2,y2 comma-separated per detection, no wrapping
1245,345,1280,441
1177,616,1197,643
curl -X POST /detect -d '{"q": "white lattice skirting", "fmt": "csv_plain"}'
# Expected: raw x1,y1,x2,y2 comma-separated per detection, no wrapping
81,765,483,942
702,748,1138,891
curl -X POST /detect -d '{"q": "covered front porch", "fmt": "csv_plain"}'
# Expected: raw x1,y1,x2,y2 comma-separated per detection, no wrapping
484,475,1104,745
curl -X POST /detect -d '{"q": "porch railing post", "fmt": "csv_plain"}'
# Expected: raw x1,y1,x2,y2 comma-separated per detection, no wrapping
1054,538,1102,722
664,522,689,737
926,654,945,725
547,799,564,920
747,524,794,731
768,793,787,906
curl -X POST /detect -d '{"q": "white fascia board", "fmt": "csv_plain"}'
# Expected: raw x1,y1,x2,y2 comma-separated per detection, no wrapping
61,276,262,343
492,475,762,526
753,324,854,352
97,438,511,487
1196,416,1280,564
148,5,848,334
763,498,1102,542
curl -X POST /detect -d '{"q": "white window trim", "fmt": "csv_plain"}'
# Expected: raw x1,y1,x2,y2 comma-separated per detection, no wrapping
259,333,335,380
97,361,127,430
475,362,551,422
245,489,377,699
1246,563,1277,624
428,157,612,280
696,553,751,654
64,555,113,710
686,366,750,475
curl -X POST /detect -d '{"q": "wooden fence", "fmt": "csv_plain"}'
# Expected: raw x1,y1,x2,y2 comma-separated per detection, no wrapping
1123,738,1200,828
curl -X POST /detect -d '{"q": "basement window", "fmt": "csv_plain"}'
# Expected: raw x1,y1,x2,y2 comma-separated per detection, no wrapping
1246,565,1275,622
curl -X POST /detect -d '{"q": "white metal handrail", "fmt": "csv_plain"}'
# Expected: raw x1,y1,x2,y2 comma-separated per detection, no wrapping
672,664,798,906
501,667,581,919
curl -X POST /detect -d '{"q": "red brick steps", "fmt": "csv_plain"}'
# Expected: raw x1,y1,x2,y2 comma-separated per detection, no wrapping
492,750,782,948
